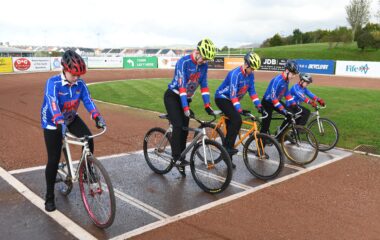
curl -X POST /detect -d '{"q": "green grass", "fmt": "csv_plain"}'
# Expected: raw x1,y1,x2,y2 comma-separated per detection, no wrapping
89,79,380,151
218,42,380,61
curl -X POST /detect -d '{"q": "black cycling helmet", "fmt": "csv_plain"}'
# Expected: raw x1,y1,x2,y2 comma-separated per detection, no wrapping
61,50,87,75
299,72,313,83
284,60,299,74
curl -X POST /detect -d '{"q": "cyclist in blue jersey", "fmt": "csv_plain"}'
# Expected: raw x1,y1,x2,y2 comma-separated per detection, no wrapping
41,50,106,212
260,60,298,136
215,52,263,167
286,72,326,125
164,38,216,176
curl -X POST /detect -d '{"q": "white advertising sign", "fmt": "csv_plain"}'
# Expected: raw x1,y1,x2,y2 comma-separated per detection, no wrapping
12,57,51,72
158,57,180,69
50,57,62,71
335,61,380,78
88,57,123,68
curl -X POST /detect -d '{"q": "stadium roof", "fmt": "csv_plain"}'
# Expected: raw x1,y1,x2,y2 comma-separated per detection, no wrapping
0,46,33,53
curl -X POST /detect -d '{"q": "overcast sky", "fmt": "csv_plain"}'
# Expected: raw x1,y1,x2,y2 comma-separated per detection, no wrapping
1,0,379,48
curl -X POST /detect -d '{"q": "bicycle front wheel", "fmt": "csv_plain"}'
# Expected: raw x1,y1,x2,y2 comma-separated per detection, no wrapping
143,127,174,174
307,118,339,151
243,133,284,180
79,156,116,228
280,125,319,165
190,139,232,194
194,123,225,164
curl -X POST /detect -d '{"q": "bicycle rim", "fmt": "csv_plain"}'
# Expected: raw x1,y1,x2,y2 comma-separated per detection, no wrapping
308,118,339,151
190,139,232,194
243,133,284,180
143,127,174,174
281,126,319,165
194,124,225,164
79,156,116,228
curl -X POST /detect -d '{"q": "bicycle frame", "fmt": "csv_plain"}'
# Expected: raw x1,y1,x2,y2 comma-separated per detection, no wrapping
308,106,326,134
60,127,107,182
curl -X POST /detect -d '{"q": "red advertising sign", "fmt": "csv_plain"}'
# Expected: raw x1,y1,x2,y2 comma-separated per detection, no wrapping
14,58,31,71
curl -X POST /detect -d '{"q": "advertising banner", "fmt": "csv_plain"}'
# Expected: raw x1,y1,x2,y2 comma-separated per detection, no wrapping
335,61,380,78
224,58,244,70
50,57,62,71
157,57,180,69
208,57,225,69
88,57,123,68
295,59,335,75
12,57,51,72
0,57,13,73
123,57,158,69
259,58,288,71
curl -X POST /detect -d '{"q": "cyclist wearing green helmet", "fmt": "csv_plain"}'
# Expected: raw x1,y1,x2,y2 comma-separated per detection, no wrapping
165,38,216,176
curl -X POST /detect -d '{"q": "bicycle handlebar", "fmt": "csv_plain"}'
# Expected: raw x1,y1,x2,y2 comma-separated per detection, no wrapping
65,127,107,141
190,113,217,125
315,105,327,110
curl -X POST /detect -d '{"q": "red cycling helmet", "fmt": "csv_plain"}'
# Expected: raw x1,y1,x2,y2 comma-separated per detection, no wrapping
61,50,86,75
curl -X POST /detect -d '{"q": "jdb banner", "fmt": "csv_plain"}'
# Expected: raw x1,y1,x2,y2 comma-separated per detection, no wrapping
259,58,288,71
208,57,225,69
335,61,380,78
295,59,335,75
12,57,51,72
0,57,13,73
124,57,157,69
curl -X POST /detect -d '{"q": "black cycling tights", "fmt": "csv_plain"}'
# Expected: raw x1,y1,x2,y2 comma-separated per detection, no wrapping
44,116,93,197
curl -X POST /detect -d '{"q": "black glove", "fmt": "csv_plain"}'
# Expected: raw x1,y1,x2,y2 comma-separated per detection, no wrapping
240,109,251,116
285,111,293,121
257,106,264,114
205,106,215,115
95,116,106,129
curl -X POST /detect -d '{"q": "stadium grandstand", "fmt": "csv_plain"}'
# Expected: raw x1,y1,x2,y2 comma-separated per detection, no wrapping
0,45,34,57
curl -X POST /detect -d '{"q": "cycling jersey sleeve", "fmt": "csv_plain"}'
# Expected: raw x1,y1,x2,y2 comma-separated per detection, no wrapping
270,80,286,114
80,81,100,119
177,62,190,112
285,90,296,107
305,88,318,102
45,79,64,124
199,69,211,108
248,76,262,109
230,72,242,113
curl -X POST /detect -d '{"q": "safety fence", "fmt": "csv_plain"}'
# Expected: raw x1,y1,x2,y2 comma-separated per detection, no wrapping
0,56,379,78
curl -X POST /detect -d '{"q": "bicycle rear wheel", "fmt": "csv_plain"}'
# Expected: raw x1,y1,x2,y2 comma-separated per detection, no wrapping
79,156,116,228
280,125,319,165
143,127,174,174
190,139,232,194
307,118,339,151
243,133,284,180
56,147,73,196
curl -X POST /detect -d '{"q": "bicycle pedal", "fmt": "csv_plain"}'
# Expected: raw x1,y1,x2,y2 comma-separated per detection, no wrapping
207,163,215,169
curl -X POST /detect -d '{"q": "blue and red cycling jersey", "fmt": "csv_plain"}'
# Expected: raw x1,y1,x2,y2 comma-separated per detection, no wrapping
168,53,210,111
286,83,319,107
215,66,261,113
41,73,100,129
263,73,295,113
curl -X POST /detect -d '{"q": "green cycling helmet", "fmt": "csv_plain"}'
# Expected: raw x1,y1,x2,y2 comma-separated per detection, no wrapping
197,38,216,60
244,51,261,70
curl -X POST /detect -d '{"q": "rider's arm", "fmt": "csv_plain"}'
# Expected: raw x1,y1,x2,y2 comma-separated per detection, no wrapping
79,81,100,120
199,65,211,108
248,75,262,109
304,87,319,102
176,61,190,112
270,79,287,114
45,78,64,124
229,71,242,113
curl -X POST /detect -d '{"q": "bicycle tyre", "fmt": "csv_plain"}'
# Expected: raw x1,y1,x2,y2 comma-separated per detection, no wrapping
307,118,339,152
57,147,73,196
79,156,116,228
280,125,319,165
194,123,225,164
190,139,232,194
143,127,174,174
243,133,284,180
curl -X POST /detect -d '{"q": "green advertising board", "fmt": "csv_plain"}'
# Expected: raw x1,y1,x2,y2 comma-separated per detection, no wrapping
123,57,158,69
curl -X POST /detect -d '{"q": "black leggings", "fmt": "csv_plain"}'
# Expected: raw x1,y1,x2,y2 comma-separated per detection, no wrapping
44,116,93,197
215,98,242,149
164,89,190,161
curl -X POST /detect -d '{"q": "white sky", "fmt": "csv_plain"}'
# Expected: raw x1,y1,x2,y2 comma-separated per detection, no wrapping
1,0,379,48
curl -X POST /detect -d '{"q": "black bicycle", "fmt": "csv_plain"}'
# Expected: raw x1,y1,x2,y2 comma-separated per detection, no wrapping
143,113,233,194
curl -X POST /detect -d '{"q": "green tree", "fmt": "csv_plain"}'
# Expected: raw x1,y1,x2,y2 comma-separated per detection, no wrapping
269,34,283,47
357,31,375,50
346,0,371,41
293,29,303,44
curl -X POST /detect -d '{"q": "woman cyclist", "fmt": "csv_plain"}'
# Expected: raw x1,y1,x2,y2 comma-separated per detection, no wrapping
260,60,298,136
164,38,216,176
214,52,263,168
41,50,106,212
287,72,326,125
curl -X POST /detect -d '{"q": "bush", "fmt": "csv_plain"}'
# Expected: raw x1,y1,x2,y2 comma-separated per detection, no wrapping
357,31,375,50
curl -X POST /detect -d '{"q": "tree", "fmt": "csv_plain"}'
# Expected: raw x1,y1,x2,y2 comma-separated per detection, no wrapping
293,29,303,44
269,34,283,47
357,31,375,50
345,0,371,41
221,46,229,52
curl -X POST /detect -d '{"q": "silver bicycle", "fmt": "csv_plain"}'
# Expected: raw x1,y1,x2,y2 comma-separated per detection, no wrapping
56,127,116,228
